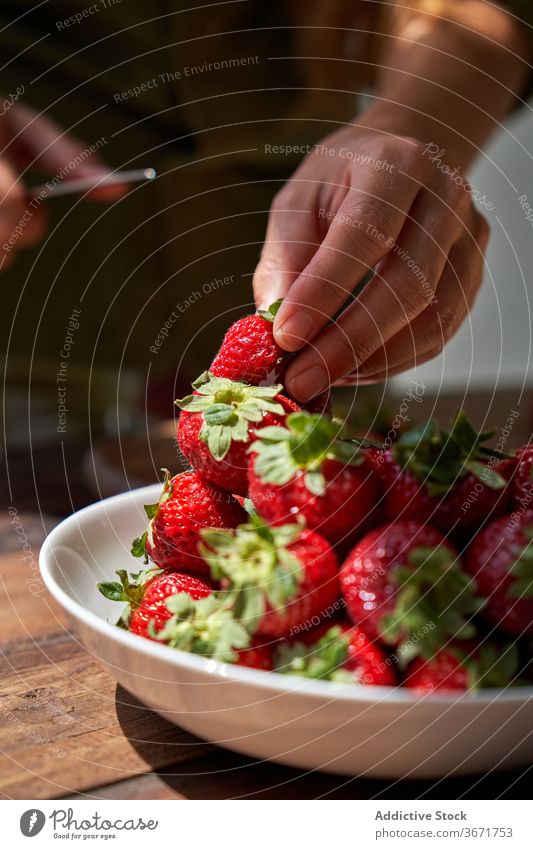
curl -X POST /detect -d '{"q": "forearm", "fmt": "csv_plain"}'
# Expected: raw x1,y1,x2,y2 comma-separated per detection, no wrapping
360,0,532,168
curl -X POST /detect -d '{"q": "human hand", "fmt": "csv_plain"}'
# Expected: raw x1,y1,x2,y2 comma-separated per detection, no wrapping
0,101,124,269
253,122,489,401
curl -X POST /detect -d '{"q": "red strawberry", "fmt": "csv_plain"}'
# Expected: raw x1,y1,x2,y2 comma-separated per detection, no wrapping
131,470,247,575
200,517,339,639
97,568,212,640
248,412,379,544
236,639,275,671
367,412,509,538
300,390,332,416
210,300,286,385
340,521,481,662
275,624,396,686
148,592,251,661
405,641,519,693
501,444,533,512
176,373,299,496
464,511,533,636
405,649,468,692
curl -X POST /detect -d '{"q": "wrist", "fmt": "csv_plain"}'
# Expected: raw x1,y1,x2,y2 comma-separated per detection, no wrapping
353,103,475,171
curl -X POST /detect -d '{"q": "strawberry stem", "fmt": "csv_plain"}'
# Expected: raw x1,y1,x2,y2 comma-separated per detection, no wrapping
176,374,284,460
250,411,363,495
380,545,484,666
393,410,510,496
151,593,250,662
199,517,304,632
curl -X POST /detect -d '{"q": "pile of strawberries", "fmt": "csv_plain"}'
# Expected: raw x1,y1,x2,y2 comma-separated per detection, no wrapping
99,301,533,693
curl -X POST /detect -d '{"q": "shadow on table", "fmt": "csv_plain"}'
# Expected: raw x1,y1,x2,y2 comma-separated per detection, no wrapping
114,686,532,800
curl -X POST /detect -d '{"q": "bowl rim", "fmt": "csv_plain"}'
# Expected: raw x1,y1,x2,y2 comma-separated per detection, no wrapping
39,483,533,707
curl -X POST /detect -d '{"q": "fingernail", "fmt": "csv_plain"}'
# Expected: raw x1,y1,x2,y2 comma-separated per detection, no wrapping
275,311,314,351
287,366,328,402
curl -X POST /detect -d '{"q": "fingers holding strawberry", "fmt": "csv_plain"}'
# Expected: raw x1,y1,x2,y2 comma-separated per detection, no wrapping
210,300,287,385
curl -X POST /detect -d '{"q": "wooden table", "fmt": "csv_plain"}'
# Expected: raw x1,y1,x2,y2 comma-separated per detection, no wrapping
1,539,531,801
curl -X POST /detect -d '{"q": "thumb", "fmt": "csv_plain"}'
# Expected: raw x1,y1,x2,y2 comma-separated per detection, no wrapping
253,190,318,309
5,103,125,200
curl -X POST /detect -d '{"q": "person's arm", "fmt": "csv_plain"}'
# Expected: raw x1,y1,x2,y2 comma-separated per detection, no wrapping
254,1,532,402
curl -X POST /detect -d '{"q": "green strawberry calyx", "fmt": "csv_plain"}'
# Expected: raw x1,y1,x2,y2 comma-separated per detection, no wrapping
199,515,305,632
257,298,283,324
176,373,285,461
392,410,510,496
249,411,363,496
509,526,533,599
131,468,174,563
150,592,250,663
380,545,485,667
275,625,354,683
97,568,160,628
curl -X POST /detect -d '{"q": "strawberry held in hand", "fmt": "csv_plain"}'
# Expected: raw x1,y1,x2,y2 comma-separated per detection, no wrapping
200,516,339,638
275,624,397,686
176,372,299,496
248,411,378,544
210,299,286,385
405,641,519,693
97,568,212,640
340,521,481,663
465,511,533,636
132,469,247,575
368,412,509,537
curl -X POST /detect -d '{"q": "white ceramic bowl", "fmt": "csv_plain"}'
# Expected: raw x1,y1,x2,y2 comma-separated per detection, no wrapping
39,484,533,779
